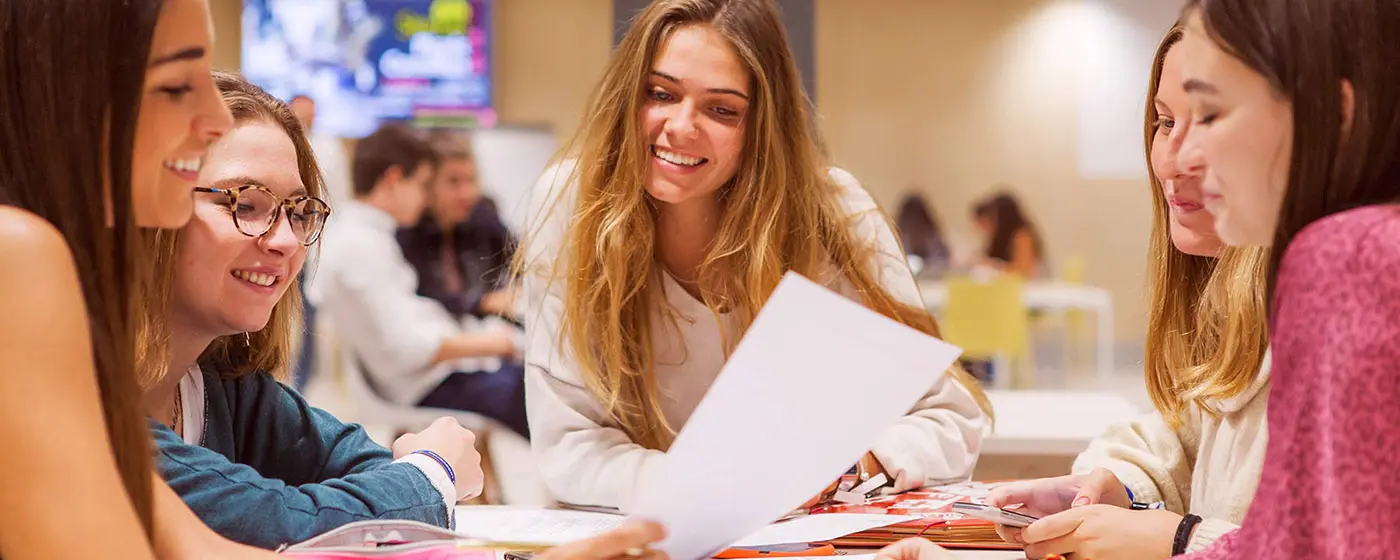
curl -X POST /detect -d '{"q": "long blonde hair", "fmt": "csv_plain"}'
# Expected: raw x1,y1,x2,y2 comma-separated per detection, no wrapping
135,72,325,385
1142,25,1269,426
522,0,990,450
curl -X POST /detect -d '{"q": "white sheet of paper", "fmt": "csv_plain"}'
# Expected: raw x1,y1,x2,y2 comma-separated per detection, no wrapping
453,506,623,544
731,514,919,547
629,272,964,560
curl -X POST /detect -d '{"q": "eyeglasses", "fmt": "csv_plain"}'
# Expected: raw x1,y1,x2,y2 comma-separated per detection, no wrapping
194,185,331,246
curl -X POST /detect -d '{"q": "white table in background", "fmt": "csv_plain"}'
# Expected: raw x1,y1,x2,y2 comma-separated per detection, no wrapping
982,390,1139,456
916,280,1115,381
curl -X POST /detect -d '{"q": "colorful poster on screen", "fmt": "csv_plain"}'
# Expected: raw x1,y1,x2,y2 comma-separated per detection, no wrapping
242,0,494,138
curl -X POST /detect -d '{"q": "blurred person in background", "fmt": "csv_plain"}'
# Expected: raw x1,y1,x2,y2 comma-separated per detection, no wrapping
312,123,528,438
895,192,951,278
973,191,1044,277
397,130,519,323
289,94,351,212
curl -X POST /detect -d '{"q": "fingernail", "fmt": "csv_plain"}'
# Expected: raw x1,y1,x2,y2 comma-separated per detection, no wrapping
1072,497,1090,507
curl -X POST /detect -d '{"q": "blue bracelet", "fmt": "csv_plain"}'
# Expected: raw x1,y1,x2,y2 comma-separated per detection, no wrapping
412,450,456,484
1124,484,1135,503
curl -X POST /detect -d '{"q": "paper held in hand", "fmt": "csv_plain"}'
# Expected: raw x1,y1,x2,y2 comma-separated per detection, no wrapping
629,272,965,560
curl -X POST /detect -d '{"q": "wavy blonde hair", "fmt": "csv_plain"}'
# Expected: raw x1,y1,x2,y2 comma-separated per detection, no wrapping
135,72,325,385
521,0,991,450
1142,25,1270,426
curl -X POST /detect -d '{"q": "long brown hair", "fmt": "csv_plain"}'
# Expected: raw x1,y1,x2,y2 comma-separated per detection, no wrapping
1185,0,1400,303
0,0,163,534
521,0,990,450
136,72,326,383
974,191,1041,264
1141,25,1270,425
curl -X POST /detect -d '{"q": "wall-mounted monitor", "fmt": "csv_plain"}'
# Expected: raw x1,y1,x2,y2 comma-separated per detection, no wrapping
242,0,494,138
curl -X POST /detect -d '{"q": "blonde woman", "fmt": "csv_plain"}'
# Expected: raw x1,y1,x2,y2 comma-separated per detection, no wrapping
518,0,991,511
984,25,1272,560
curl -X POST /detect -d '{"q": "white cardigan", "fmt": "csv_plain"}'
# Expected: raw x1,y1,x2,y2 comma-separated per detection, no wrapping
1073,354,1271,553
520,162,988,510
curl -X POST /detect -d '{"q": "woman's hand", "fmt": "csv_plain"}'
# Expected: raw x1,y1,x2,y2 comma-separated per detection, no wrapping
392,417,485,501
800,453,886,510
1020,505,1181,560
984,468,1132,545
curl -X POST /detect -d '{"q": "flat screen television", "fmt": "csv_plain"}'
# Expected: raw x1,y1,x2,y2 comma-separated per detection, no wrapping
242,0,494,138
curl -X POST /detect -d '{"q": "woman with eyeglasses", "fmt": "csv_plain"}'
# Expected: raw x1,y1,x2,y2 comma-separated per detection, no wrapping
133,72,491,549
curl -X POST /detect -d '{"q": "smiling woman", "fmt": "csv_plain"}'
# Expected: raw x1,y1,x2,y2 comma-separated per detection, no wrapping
517,0,992,512
0,0,237,556
132,72,488,549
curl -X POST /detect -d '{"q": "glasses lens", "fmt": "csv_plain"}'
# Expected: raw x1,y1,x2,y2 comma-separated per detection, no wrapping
233,188,278,236
290,198,331,244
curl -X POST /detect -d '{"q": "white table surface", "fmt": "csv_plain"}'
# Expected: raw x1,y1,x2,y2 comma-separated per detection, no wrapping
916,280,1115,381
982,390,1139,456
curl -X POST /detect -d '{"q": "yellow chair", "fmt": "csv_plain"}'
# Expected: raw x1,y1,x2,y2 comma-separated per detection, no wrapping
1058,255,1087,285
940,276,1032,389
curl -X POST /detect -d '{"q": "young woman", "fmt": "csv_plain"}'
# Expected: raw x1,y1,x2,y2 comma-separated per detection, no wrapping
518,0,991,511
972,192,1043,277
1026,0,1400,557
986,24,1272,560
0,0,250,557
0,0,327,557
136,72,487,549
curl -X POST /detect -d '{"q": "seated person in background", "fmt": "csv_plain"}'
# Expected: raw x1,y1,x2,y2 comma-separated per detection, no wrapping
519,0,990,512
397,130,519,322
311,123,529,438
972,191,1043,277
895,192,951,278
140,73,483,549
985,23,1271,560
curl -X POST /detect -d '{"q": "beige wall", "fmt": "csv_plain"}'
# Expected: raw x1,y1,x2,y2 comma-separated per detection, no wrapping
816,0,1153,341
208,0,613,142
211,0,241,71
493,0,613,140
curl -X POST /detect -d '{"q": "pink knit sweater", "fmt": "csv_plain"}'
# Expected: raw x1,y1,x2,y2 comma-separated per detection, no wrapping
1180,205,1400,559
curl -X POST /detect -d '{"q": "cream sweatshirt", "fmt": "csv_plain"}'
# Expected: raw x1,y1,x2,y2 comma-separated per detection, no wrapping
1073,354,1271,553
520,162,988,511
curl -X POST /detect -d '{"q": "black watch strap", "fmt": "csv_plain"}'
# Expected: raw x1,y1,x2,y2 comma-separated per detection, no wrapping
1173,514,1204,555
